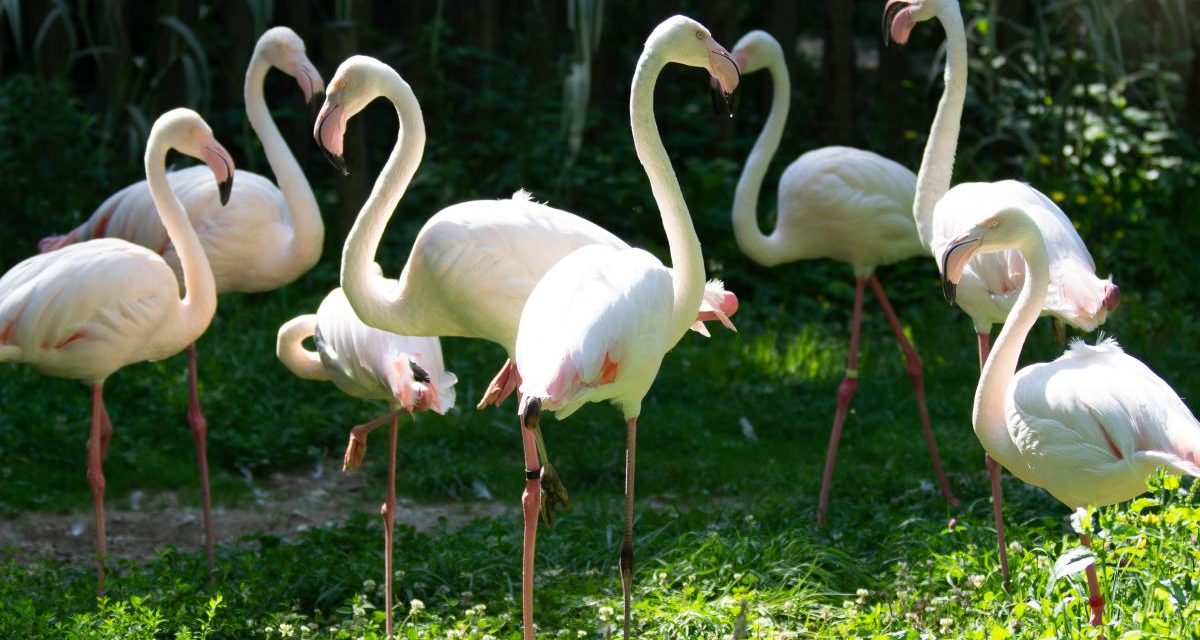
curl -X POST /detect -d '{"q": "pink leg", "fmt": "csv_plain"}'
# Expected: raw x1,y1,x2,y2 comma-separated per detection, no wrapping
477,359,521,409
98,399,113,461
87,383,108,596
986,454,1010,588
869,275,958,508
381,413,399,639
343,409,404,472
1080,533,1105,628
977,331,991,370
817,277,865,526
519,398,543,640
620,417,638,640
186,343,215,577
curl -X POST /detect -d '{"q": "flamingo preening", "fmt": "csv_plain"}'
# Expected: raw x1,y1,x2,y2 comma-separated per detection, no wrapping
513,15,740,640
0,108,233,593
37,26,326,572
729,29,957,525
941,206,1200,629
887,0,1120,583
277,287,456,638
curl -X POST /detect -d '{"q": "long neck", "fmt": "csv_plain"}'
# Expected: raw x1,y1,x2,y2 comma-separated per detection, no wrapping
973,225,1049,461
276,314,329,381
731,51,789,267
340,78,426,333
912,2,968,247
630,52,705,340
147,140,216,342
245,53,324,272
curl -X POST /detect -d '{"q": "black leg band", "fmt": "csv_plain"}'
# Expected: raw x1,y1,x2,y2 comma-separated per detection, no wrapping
525,468,541,480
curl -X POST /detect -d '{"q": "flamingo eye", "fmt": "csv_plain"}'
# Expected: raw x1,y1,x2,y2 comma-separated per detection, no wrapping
695,30,705,41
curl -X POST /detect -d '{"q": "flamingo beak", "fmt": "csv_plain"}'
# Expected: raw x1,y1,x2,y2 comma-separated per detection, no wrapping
883,0,916,46
292,56,325,105
1102,283,1120,312
940,234,981,305
708,40,741,117
203,141,235,206
314,101,349,176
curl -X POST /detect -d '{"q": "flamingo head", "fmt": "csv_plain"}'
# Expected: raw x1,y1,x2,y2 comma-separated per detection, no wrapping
730,30,782,75
257,26,325,104
155,108,235,206
391,356,457,416
940,208,1038,305
883,0,937,46
648,16,740,116
691,279,740,337
314,55,401,176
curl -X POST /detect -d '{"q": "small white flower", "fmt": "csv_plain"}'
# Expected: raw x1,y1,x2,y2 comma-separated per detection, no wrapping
967,574,985,589
409,599,425,613
599,606,615,621
362,578,377,592
939,617,953,630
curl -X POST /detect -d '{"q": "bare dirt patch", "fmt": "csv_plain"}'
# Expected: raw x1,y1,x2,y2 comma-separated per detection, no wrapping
0,460,514,564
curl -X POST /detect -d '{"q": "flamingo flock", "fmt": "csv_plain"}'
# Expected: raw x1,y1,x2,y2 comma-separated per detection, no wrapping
1,4,1196,639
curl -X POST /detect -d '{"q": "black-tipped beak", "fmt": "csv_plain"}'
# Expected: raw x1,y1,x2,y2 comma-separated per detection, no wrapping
409,359,431,384
940,236,978,305
710,78,741,118
218,176,234,206
941,275,957,305
309,90,325,112
323,148,349,176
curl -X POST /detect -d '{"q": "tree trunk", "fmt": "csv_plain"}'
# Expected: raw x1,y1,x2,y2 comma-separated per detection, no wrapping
822,0,855,145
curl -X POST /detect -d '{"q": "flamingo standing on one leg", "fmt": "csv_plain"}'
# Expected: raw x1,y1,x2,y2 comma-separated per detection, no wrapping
886,0,1121,584
0,108,232,593
277,287,456,639
513,16,740,640
729,30,957,524
311,56,738,528
940,205,1200,629
37,26,325,573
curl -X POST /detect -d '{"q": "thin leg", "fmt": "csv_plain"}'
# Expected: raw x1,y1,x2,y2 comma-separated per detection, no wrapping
817,277,865,526
518,398,543,640
977,331,991,370
87,383,108,596
381,413,399,639
1080,533,1105,628
477,358,521,409
1052,317,1066,346
186,343,215,577
98,399,113,461
343,409,404,472
620,417,638,640
986,454,1010,589
869,275,958,508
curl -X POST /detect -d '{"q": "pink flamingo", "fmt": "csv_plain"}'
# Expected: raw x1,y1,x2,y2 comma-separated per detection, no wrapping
887,0,1120,583
37,26,325,572
277,287,455,638
513,16,739,640
0,108,232,593
729,30,957,524
941,205,1200,628
312,56,738,528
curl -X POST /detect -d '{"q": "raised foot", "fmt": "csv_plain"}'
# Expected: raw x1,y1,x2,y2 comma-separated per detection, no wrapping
343,430,368,471
538,464,569,527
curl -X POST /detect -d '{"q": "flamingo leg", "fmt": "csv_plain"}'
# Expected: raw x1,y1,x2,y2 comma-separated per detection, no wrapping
98,397,113,461
381,412,399,640
817,276,865,526
1080,533,1105,628
518,398,543,640
532,425,568,526
477,358,521,409
620,417,638,640
343,409,404,471
986,454,1011,588
87,382,108,596
977,331,991,370
185,342,215,577
869,275,958,509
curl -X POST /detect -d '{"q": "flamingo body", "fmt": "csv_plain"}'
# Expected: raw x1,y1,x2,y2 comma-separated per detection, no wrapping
1004,338,1200,508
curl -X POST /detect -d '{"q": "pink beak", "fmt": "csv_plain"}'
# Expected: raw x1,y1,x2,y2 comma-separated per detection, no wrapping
884,0,916,45
314,102,349,175
202,140,235,206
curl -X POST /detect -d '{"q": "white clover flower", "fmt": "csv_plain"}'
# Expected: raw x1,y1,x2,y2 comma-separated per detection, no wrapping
599,606,614,621
967,574,985,589
939,617,954,630
409,599,425,613
278,622,295,637
362,579,376,592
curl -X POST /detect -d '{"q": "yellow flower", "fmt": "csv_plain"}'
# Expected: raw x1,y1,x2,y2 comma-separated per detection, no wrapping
1038,154,1051,166
1051,191,1066,202
904,130,918,140
1075,194,1088,205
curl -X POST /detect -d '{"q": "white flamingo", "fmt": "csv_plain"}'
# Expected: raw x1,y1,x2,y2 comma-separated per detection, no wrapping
276,287,455,639
513,16,740,640
311,56,738,526
940,205,1200,628
37,26,325,572
0,108,232,593
729,29,957,524
886,0,1121,581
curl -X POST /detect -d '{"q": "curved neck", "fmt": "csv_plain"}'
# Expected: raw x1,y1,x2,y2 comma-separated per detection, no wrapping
245,52,324,271
276,314,329,381
146,140,216,342
340,76,426,333
912,2,968,247
630,51,704,339
973,222,1049,461
731,51,789,266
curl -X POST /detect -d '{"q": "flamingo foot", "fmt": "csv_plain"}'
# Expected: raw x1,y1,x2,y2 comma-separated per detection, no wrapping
477,359,521,409
538,462,569,527
342,410,402,472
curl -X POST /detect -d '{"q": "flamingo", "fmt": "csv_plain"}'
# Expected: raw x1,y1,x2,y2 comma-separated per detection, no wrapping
311,56,739,527
940,205,1200,628
512,16,740,639
37,26,325,572
0,108,232,593
276,287,456,639
729,30,957,525
886,0,1121,582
